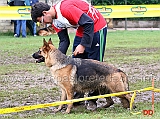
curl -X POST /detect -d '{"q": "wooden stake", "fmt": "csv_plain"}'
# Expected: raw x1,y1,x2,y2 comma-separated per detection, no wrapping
152,78,154,114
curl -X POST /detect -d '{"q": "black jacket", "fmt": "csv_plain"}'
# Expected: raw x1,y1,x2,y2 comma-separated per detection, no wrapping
58,13,94,54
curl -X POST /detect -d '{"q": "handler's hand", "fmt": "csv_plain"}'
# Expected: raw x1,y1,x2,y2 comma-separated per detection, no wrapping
73,44,85,56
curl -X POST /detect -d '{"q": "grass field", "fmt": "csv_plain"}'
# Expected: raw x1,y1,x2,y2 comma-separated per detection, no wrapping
0,30,160,119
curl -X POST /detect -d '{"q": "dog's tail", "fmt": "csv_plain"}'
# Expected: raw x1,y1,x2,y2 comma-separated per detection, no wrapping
117,69,129,91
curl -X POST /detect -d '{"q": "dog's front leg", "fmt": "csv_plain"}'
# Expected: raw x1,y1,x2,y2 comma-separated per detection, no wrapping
54,88,67,113
65,89,73,114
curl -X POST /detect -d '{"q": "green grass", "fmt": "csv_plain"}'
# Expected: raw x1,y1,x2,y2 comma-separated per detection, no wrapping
107,30,160,48
4,102,160,119
0,30,160,119
105,30,160,64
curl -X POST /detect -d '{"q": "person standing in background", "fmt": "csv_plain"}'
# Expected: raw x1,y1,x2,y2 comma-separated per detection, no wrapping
7,0,17,36
14,0,27,38
25,0,39,36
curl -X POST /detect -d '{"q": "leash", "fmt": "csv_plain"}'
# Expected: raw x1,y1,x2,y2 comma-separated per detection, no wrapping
69,53,74,57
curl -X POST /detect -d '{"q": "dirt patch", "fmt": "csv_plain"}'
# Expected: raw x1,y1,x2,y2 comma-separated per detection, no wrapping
0,51,160,117
0,50,33,65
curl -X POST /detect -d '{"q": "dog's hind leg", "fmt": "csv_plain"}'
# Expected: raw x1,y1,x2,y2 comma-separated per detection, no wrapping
54,88,67,113
103,97,114,108
120,94,136,109
120,95,131,108
106,73,132,109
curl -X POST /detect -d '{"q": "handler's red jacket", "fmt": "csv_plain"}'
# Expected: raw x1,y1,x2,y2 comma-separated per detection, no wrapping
51,0,107,54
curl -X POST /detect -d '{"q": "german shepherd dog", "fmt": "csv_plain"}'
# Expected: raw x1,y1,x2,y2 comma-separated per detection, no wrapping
38,25,56,36
38,38,133,113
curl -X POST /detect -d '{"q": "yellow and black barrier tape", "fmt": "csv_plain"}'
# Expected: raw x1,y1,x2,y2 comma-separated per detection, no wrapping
1,5,160,20
153,88,160,92
0,87,159,115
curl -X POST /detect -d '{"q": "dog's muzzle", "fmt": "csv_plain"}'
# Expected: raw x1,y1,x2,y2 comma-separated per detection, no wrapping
32,50,45,63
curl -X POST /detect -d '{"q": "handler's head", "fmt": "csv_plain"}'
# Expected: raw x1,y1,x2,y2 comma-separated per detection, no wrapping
31,2,50,23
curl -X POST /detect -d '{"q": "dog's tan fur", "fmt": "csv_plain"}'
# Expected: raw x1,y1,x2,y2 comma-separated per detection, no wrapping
38,25,56,36
39,38,133,113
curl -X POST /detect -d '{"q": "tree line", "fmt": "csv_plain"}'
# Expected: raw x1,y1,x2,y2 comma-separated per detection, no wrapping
91,0,159,5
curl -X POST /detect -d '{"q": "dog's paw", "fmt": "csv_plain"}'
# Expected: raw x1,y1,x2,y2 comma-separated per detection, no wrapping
62,110,70,114
53,108,61,113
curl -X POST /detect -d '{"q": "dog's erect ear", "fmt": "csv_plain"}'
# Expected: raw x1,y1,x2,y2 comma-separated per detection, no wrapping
48,38,53,45
43,38,48,46
43,38,52,52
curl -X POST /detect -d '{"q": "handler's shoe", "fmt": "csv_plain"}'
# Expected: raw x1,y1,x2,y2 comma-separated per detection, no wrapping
85,101,97,111
14,34,18,37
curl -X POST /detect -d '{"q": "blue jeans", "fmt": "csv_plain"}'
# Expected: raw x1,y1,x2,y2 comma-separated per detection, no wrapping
16,20,26,37
33,22,37,35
